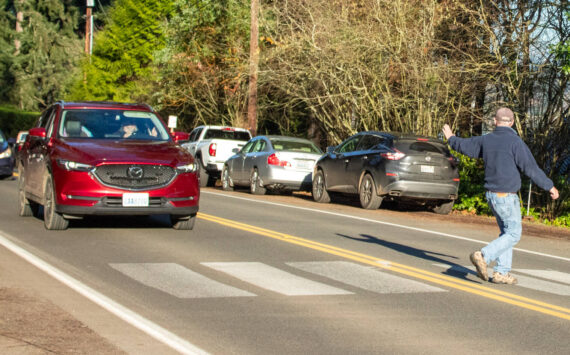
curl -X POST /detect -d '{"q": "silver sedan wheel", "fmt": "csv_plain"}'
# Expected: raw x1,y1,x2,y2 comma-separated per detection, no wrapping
221,165,234,191
250,169,266,195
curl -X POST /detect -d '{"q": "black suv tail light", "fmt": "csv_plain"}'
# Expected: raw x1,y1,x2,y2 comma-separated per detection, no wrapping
381,148,405,160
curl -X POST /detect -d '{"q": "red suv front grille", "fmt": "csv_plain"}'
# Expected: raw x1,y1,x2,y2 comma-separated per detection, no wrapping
94,164,176,190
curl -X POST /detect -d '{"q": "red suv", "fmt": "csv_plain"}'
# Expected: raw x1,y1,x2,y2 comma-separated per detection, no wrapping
17,101,200,230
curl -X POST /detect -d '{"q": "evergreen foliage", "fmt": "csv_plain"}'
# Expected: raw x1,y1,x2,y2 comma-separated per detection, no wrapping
67,0,175,103
0,0,81,111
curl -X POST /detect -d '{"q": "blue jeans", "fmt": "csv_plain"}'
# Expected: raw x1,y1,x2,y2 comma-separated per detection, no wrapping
481,191,522,274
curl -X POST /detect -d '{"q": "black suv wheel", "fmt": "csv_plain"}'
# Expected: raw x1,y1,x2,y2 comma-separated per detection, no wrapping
359,174,383,210
312,169,331,203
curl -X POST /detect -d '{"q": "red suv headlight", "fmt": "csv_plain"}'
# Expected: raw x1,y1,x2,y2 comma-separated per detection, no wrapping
176,163,198,173
57,159,94,172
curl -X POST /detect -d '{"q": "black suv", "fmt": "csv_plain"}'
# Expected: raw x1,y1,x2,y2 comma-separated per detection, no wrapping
312,131,459,214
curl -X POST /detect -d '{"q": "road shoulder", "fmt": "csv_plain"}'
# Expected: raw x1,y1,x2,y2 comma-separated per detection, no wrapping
0,241,178,354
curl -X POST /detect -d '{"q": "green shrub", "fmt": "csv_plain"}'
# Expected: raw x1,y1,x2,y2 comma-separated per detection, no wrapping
0,105,40,138
452,152,491,215
521,206,542,220
541,213,570,228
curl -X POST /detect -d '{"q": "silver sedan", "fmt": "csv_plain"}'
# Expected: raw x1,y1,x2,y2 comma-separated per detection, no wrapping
222,135,323,194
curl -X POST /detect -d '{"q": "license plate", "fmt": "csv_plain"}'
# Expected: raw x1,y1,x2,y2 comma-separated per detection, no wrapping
296,160,314,169
421,165,434,173
122,193,149,207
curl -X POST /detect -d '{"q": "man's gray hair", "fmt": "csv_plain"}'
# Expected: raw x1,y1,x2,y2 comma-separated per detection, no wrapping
495,107,514,123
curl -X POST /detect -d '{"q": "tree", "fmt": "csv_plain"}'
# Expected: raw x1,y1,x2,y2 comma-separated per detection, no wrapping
0,0,81,110
454,0,569,219
68,0,175,103
257,0,567,220
155,0,251,131
552,8,570,74
260,0,482,145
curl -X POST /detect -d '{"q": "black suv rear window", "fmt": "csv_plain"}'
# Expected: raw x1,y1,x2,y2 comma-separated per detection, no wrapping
396,140,451,156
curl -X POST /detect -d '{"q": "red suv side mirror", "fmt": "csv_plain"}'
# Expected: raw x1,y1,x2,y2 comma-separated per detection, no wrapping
29,127,47,138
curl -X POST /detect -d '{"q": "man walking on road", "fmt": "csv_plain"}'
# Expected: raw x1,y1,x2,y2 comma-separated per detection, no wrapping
442,107,559,284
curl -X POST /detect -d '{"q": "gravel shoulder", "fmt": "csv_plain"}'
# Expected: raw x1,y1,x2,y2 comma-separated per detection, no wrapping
0,243,125,354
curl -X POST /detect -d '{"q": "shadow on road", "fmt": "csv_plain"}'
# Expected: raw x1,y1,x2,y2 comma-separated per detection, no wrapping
337,232,481,282
29,206,172,229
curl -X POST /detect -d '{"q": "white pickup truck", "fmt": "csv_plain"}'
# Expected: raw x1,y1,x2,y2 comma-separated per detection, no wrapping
182,125,252,187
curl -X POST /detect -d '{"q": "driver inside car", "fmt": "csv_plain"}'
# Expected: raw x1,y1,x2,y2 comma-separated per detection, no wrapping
119,119,139,138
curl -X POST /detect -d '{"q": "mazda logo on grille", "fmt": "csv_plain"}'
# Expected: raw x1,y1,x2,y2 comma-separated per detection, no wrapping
127,166,144,179
425,156,432,162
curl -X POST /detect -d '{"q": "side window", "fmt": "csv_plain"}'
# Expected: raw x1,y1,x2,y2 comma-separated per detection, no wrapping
357,135,385,151
189,128,202,142
37,107,54,128
253,139,266,152
44,108,58,137
241,140,256,154
188,129,197,142
338,136,362,154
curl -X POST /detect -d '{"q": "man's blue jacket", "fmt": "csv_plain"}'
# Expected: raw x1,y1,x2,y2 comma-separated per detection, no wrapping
448,126,554,193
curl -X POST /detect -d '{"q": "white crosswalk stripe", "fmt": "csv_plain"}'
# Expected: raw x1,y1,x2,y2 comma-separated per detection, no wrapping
202,262,353,296
514,269,570,285
110,261,570,299
288,261,446,294
433,264,570,296
513,274,570,296
110,263,255,298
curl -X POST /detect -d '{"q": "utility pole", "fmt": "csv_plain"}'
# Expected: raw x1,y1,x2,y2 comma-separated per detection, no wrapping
247,0,260,136
85,0,94,57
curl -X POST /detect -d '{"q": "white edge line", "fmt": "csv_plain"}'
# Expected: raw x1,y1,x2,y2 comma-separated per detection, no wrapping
0,232,209,355
203,191,570,263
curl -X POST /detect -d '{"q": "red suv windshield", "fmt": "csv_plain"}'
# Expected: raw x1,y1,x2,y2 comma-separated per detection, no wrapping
58,109,170,141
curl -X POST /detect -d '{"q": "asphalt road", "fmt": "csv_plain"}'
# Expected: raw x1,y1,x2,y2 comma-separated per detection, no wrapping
1,178,569,354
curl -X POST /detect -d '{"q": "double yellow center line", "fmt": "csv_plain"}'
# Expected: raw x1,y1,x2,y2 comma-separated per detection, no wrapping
198,212,570,320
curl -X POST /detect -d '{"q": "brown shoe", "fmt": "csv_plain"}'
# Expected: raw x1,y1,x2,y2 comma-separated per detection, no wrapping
492,272,518,285
470,251,488,281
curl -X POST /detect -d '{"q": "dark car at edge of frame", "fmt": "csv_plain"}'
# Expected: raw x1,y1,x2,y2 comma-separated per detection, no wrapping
0,128,15,179
312,131,460,214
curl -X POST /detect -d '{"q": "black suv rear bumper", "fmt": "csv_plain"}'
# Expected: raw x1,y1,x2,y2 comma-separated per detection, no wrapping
381,180,458,200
